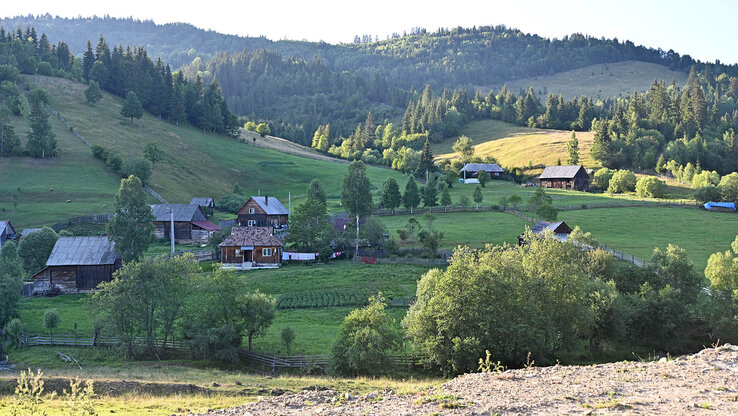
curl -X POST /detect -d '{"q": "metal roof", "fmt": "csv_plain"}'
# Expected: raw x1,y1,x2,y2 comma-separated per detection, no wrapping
150,204,207,222
250,196,289,216
538,165,586,179
190,197,214,207
0,220,16,237
46,236,118,266
459,163,504,173
219,227,283,247
191,220,220,231
21,228,42,237
530,221,571,235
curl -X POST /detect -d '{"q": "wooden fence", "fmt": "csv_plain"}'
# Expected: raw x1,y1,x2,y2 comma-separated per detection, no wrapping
24,334,186,350
51,213,114,232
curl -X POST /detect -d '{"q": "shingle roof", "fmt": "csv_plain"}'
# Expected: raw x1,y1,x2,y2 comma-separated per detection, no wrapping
538,165,585,179
46,236,118,266
459,163,504,173
190,197,214,207
150,204,207,222
250,196,289,215
219,227,283,247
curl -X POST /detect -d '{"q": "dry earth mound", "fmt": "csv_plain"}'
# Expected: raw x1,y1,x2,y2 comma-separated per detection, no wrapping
192,344,738,415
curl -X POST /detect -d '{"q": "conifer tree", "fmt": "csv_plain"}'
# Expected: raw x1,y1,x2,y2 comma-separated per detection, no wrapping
121,90,144,125
403,177,421,210
416,137,436,178
82,40,95,81
566,130,579,165
84,80,103,104
25,90,56,158
381,177,402,212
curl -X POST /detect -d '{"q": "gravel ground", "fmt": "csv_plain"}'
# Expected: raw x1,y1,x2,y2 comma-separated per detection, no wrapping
192,344,738,415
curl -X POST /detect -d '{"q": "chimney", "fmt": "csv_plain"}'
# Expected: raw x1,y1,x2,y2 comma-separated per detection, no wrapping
265,195,268,205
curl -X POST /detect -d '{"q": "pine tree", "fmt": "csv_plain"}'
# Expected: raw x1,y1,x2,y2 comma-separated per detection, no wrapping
307,179,327,205
403,177,421,210
472,185,483,203
381,177,402,212
566,130,579,165
121,91,144,125
416,137,436,177
82,40,95,81
440,187,452,206
25,90,56,158
422,175,438,207
590,120,613,167
84,80,103,104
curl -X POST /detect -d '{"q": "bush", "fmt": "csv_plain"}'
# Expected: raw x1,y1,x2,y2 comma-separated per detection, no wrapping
121,158,152,184
607,170,636,193
4,318,26,349
719,172,738,203
217,194,247,213
635,176,667,198
36,62,53,76
536,202,558,221
91,144,109,161
592,168,614,190
693,185,722,204
106,153,123,173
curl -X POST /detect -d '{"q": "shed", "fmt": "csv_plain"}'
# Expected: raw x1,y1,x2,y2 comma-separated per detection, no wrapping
459,163,505,179
518,221,573,245
703,202,736,212
219,227,284,270
32,236,121,295
150,204,220,243
190,197,215,216
237,196,289,228
0,220,17,251
538,165,590,191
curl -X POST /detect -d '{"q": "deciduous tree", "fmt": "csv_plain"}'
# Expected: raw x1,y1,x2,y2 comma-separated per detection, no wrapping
106,175,155,262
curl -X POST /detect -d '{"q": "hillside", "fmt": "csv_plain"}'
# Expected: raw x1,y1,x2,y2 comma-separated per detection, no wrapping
0,75,404,228
198,344,738,415
493,60,690,100
434,119,596,169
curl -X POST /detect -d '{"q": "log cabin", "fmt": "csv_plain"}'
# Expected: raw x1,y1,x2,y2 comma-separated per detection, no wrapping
219,227,284,270
190,197,215,216
538,165,590,190
459,163,505,179
32,236,121,295
151,204,220,244
236,196,289,228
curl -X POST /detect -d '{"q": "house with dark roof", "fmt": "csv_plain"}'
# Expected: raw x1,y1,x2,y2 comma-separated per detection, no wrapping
150,204,220,243
538,165,590,191
459,163,505,179
518,221,573,245
190,197,215,216
219,227,284,270
0,220,17,251
237,196,289,228
31,236,121,295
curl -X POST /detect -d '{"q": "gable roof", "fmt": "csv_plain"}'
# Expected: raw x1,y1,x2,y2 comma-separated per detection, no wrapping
459,163,504,173
46,236,118,266
219,227,283,247
190,197,214,207
0,220,16,238
538,165,586,179
249,196,289,216
191,220,221,231
150,204,207,222
530,221,572,235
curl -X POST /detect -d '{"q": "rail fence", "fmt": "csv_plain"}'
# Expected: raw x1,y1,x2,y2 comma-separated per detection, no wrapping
23,334,186,350
50,213,114,232
237,350,426,373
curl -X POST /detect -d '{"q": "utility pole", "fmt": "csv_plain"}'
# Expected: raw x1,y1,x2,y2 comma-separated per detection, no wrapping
169,208,175,255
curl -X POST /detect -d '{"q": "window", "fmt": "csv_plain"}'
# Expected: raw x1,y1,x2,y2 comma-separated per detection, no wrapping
262,248,273,257
248,208,255,214
247,220,256,226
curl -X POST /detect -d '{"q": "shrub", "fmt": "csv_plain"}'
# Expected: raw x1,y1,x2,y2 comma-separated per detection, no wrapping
36,62,53,76
106,153,123,173
592,168,614,190
608,170,636,193
693,185,722,204
91,144,109,161
281,327,296,354
4,318,26,349
536,202,558,221
635,176,667,198
217,194,246,213
121,157,152,184
719,172,738,203
43,309,60,344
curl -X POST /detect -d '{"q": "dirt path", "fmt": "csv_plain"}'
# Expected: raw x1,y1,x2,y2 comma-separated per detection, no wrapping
193,344,738,415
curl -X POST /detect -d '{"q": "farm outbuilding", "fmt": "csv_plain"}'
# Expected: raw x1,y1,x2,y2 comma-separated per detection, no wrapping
459,163,505,179
538,165,590,191
518,221,573,245
703,202,736,212
0,220,17,251
190,197,215,216
31,236,121,295
237,196,289,228
219,226,284,270
151,204,220,244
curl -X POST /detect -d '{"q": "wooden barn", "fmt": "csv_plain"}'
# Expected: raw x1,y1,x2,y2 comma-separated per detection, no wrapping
0,220,17,251
151,204,220,244
32,236,121,295
237,196,289,228
459,163,505,179
219,227,284,270
538,165,590,191
518,221,573,245
190,197,215,216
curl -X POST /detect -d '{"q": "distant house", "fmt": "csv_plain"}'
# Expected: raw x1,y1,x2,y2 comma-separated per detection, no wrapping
150,204,220,243
31,236,121,295
518,221,573,245
190,197,215,216
333,217,366,234
0,220,17,251
20,228,42,238
237,196,289,228
538,165,590,191
459,163,505,180
703,202,736,212
219,227,284,270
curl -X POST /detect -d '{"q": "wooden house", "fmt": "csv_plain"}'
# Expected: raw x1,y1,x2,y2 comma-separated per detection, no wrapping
237,196,289,228
459,163,505,179
0,220,17,251
151,204,220,244
31,236,121,295
518,221,573,245
219,227,284,270
538,165,590,190
190,197,215,216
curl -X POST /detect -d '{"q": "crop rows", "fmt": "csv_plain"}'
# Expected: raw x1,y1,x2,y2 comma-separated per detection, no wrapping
276,290,370,309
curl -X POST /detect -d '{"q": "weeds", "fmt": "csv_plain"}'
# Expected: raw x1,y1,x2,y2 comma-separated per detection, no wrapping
478,350,506,374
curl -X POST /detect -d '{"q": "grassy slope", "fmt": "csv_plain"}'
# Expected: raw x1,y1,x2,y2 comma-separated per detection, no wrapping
4,75,403,228
434,119,596,169
491,61,689,100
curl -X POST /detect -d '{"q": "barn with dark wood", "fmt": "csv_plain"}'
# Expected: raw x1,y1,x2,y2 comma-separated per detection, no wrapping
459,163,505,179
237,196,289,228
151,204,220,244
538,165,590,191
219,227,284,270
31,236,121,295
0,220,17,251
190,197,215,216
518,221,573,245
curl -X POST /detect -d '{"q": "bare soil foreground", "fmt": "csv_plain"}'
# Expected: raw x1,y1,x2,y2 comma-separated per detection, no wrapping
192,344,738,415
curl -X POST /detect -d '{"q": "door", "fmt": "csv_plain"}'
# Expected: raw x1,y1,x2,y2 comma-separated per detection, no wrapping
245,250,253,262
